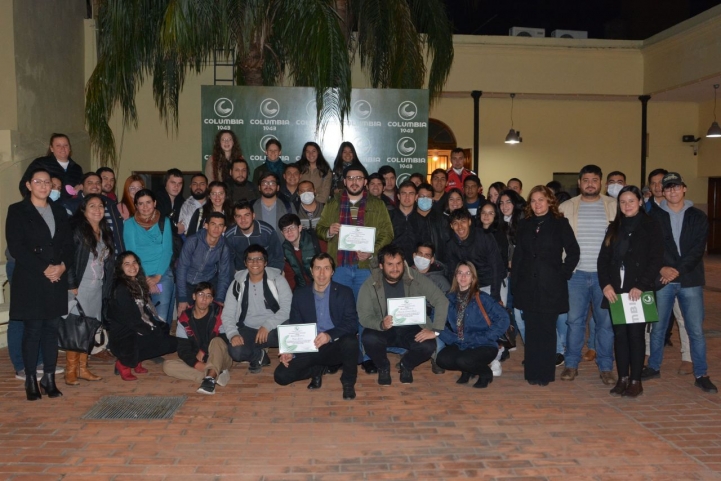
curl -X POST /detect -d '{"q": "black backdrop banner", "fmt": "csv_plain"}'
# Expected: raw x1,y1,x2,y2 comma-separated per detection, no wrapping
201,86,429,185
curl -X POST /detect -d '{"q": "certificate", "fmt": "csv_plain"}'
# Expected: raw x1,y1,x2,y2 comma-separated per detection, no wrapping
608,291,659,325
338,225,376,253
278,324,319,354
388,297,427,326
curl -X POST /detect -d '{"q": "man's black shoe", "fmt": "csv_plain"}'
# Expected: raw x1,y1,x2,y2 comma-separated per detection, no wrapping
307,366,325,390
249,350,268,374
695,376,718,393
431,358,445,374
197,377,216,395
500,350,510,363
640,366,661,380
342,384,356,400
378,367,391,385
555,353,565,367
362,359,378,374
399,363,413,384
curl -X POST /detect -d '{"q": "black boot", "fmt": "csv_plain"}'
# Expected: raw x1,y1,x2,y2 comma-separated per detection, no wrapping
39,373,63,398
456,372,471,384
25,375,42,401
307,366,325,390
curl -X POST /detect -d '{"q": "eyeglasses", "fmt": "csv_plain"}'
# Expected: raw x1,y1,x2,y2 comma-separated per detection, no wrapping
246,257,266,263
195,292,213,299
281,225,298,233
31,179,51,186
345,176,365,182
261,181,277,186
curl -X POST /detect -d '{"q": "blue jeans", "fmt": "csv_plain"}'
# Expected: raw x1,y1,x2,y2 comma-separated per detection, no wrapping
556,313,568,355
333,265,372,361
151,267,175,325
514,308,525,344
649,284,707,377
587,315,596,350
565,270,614,371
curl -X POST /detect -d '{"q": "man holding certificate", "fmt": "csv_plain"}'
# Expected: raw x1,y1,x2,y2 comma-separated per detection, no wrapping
357,245,449,385
274,253,360,400
316,161,394,375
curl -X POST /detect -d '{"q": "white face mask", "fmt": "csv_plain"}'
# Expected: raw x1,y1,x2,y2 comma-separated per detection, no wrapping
607,183,623,198
300,192,315,205
413,256,431,271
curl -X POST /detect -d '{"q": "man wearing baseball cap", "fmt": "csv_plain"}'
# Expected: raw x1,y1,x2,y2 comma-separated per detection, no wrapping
643,172,717,393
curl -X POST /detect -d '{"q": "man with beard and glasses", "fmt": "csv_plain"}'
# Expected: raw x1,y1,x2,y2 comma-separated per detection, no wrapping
252,172,296,243
317,162,394,374
178,174,209,236
559,164,617,385
227,158,258,204
357,244,448,385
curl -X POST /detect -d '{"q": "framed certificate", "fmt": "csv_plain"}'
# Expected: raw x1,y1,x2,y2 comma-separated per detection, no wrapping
278,324,319,354
338,225,376,253
388,297,427,326
608,291,659,325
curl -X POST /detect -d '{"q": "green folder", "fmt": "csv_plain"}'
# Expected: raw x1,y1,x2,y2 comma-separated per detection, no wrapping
608,291,659,325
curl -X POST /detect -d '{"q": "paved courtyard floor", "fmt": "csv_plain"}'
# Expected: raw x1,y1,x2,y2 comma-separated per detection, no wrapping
2,257,721,480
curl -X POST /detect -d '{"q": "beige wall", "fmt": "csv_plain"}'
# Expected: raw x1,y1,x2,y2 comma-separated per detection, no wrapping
0,0,18,132
698,98,721,178
643,5,721,94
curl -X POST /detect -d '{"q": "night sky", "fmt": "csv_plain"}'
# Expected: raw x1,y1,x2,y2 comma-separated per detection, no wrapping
443,0,721,40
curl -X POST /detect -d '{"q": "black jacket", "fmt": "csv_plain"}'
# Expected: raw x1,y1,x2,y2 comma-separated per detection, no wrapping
63,193,125,254
389,208,425,265
288,282,359,341
67,226,115,302
597,214,664,309
648,202,707,288
155,188,184,234
416,208,450,267
481,226,509,269
20,156,83,198
446,226,506,301
511,213,580,313
176,302,227,367
6,198,75,320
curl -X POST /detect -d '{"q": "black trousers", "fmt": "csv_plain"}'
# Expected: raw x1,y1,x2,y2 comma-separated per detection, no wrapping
436,344,498,380
523,310,558,383
22,318,60,377
274,334,359,386
361,325,435,370
227,326,279,362
613,323,645,381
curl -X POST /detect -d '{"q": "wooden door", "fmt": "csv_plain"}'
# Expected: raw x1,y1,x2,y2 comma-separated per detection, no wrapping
707,178,721,253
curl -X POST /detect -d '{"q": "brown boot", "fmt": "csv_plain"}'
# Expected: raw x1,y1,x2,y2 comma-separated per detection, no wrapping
623,380,643,397
77,353,103,381
64,352,80,386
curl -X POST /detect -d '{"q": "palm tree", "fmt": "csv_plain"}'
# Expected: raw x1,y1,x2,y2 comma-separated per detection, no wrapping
85,0,454,168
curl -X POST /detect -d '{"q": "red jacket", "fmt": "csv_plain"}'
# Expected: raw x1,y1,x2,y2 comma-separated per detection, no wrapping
446,168,475,192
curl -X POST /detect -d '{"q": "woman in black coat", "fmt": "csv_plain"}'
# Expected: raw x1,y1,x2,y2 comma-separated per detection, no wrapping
511,185,580,386
106,252,177,380
597,186,663,397
6,167,75,400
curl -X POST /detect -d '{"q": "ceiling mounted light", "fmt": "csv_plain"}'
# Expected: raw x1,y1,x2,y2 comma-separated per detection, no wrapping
707,84,721,138
505,93,522,144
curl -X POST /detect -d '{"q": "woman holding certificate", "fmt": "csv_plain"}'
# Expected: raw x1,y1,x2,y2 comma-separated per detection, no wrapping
437,262,510,388
511,186,579,386
597,186,663,397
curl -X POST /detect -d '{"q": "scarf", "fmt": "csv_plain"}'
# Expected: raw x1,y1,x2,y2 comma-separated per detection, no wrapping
134,209,160,231
337,189,368,267
237,271,280,327
265,157,284,179
455,289,471,340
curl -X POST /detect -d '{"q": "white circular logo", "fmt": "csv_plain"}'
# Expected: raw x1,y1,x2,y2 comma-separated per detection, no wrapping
259,134,278,152
353,136,372,156
260,98,280,118
396,173,411,186
214,98,234,118
397,101,417,120
353,100,372,120
397,137,417,156
642,293,654,305
306,99,317,118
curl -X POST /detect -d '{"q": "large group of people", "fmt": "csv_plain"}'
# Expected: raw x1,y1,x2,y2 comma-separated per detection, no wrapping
5,132,717,402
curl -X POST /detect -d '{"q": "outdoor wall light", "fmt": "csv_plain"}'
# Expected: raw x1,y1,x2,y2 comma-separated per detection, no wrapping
505,93,522,144
707,84,721,138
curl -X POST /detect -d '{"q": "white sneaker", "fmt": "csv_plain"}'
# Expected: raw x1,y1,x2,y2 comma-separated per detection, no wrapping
491,360,502,377
216,370,230,387
36,364,65,375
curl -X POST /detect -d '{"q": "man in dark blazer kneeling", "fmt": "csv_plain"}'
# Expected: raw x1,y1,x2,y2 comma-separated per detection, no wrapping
274,253,359,400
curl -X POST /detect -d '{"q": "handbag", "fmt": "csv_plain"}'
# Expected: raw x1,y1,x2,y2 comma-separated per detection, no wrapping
475,292,516,350
58,299,103,353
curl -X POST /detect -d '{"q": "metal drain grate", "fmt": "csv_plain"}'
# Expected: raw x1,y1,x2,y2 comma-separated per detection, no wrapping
82,396,187,420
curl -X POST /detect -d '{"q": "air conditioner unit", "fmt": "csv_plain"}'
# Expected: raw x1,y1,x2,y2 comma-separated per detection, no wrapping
551,29,588,39
509,27,545,38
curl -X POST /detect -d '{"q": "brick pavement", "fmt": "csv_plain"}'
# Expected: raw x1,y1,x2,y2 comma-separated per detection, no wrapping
2,258,721,480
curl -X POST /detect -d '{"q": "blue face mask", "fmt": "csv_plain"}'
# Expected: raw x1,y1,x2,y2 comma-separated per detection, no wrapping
417,197,433,212
49,190,61,202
